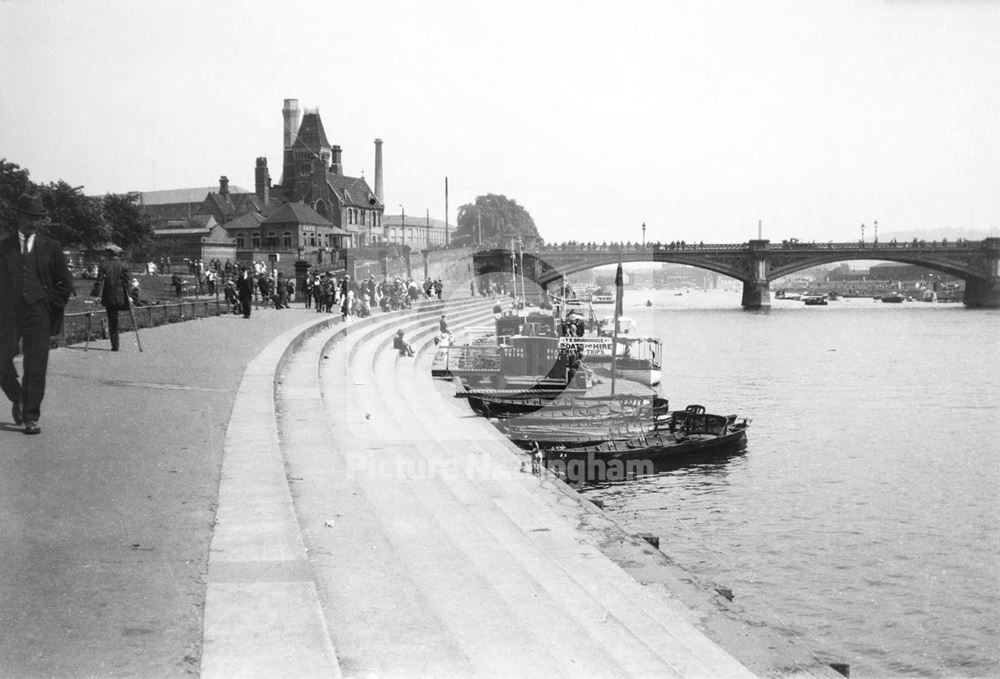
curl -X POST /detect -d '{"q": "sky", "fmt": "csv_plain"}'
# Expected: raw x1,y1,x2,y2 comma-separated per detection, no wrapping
1,0,998,245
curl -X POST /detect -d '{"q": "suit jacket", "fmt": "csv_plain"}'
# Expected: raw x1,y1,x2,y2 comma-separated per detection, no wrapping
235,273,254,298
0,233,75,335
96,258,131,309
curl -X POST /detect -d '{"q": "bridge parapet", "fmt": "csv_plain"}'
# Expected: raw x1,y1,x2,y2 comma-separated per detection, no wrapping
473,238,1000,309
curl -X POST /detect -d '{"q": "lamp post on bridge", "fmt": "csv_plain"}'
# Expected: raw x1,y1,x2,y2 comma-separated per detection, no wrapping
642,222,646,247
874,219,878,245
861,223,865,248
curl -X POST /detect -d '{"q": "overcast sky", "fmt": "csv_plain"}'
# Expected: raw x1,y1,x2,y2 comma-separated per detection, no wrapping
1,0,997,244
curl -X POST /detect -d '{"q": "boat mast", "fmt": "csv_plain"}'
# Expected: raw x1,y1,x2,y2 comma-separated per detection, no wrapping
610,257,623,396
560,273,566,323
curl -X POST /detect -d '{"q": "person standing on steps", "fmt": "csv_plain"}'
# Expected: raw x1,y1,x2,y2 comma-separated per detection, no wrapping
0,193,75,435
93,244,131,351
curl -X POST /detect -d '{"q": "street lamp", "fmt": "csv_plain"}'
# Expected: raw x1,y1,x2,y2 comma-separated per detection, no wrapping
861,223,865,247
642,222,646,247
874,219,878,245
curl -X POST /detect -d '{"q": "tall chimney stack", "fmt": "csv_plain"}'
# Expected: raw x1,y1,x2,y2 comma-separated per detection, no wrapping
374,138,383,203
255,157,270,204
282,99,300,149
331,145,343,176
219,175,230,196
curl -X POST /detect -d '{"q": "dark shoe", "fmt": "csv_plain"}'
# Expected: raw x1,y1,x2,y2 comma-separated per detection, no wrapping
23,421,40,435
12,402,23,425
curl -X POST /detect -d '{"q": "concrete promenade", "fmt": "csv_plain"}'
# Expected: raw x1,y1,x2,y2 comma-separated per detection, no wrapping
2,296,840,678
0,303,339,677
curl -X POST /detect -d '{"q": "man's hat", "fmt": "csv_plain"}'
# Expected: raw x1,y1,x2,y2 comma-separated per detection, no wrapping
104,243,123,254
14,193,47,218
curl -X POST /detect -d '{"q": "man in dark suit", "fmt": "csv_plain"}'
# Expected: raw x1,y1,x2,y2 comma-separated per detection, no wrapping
0,193,75,434
235,267,254,319
93,244,130,351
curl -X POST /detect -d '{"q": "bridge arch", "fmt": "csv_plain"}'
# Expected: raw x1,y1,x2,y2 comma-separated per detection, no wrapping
472,238,1000,309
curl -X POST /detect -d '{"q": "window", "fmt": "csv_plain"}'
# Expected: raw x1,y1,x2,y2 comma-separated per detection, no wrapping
266,231,278,248
251,233,261,249
390,228,397,241
282,232,292,249
309,233,316,247
235,233,245,249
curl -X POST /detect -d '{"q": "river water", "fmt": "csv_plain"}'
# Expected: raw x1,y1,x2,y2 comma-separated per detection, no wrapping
583,288,999,678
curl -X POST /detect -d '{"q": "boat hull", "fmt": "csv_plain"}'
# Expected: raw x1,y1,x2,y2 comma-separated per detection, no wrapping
545,426,748,462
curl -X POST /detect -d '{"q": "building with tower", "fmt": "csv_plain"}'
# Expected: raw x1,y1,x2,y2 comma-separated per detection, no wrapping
139,98,387,269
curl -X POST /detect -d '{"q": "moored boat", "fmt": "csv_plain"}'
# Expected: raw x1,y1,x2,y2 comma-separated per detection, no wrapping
543,406,749,462
461,391,668,419
803,294,828,305
881,292,905,303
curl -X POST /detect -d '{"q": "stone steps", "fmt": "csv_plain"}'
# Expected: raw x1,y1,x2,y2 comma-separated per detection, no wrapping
278,301,757,677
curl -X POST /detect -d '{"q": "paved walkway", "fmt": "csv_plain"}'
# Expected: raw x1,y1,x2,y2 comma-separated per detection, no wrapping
0,305,340,678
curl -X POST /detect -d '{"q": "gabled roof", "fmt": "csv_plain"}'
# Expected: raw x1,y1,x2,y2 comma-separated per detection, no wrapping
328,174,381,209
222,211,266,231
292,111,330,151
139,186,248,206
261,201,334,227
202,191,264,219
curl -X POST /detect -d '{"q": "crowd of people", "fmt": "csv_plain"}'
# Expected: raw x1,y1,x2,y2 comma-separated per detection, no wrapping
302,273,446,320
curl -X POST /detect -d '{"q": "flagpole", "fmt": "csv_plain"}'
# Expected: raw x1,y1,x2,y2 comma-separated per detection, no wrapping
610,256,623,396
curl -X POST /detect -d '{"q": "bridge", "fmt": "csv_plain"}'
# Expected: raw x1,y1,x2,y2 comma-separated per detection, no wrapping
472,238,1000,309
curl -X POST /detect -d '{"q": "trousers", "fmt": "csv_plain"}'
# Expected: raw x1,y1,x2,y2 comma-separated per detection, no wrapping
0,301,52,422
105,306,120,350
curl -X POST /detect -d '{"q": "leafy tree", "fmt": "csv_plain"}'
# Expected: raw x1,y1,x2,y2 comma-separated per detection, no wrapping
39,180,107,248
0,159,34,236
103,192,153,257
452,194,543,248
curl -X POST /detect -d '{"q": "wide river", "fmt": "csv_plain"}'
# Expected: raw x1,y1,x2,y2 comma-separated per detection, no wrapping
583,288,999,678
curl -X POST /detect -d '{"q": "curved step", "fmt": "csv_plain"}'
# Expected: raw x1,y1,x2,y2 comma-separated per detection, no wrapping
289,306,757,676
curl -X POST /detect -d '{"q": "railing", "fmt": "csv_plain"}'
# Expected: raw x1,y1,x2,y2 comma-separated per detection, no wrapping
59,299,225,346
529,239,984,254
533,242,748,253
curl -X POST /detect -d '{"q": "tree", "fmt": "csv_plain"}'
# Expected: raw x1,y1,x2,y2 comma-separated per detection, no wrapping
103,192,153,257
452,194,543,248
39,180,107,248
0,159,34,236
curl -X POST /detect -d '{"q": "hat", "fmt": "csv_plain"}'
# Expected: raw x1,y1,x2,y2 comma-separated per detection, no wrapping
14,193,47,218
104,243,123,254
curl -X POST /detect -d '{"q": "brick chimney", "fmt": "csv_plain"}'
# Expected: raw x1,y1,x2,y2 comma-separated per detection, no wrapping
374,138,383,203
331,145,343,176
255,157,270,204
282,98,300,150
219,175,229,196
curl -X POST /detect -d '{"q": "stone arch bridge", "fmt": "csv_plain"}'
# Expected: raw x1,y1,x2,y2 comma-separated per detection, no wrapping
472,238,1000,309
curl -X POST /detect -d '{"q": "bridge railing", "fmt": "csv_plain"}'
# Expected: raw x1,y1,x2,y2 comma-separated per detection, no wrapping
534,242,748,253
531,239,983,254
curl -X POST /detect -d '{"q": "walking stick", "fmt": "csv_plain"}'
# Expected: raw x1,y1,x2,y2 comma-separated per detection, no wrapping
123,280,143,352
84,311,92,351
